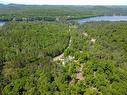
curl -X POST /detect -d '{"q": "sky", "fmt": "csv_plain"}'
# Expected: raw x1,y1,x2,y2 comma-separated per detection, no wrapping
0,0,127,5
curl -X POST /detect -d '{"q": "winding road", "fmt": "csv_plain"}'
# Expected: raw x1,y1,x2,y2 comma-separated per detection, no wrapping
53,26,97,81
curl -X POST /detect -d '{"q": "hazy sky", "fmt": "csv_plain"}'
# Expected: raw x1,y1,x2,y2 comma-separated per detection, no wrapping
0,0,127,5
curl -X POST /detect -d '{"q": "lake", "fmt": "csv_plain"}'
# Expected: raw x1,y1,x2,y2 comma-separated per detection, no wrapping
0,21,5,26
1,16,127,25
78,16,127,23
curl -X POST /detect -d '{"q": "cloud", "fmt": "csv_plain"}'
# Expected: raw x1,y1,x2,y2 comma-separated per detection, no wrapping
1,0,127,5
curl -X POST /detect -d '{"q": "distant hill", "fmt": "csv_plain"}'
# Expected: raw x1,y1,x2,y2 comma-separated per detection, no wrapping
0,4,127,21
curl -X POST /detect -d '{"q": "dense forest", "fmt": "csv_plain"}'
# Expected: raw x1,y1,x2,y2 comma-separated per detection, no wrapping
0,20,127,94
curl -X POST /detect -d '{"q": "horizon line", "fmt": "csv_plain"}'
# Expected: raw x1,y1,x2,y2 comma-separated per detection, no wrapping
1,3,127,6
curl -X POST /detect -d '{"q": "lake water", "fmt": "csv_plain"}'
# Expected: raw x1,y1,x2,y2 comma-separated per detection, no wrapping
1,16,127,25
78,16,127,23
0,21,5,26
